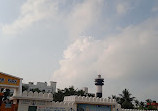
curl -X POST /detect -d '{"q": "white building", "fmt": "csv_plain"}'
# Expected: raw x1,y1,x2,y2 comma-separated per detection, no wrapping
23,81,56,93
82,87,95,96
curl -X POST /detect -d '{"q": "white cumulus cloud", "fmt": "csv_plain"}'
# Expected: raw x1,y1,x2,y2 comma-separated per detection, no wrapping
2,0,58,35
2,0,103,37
116,2,130,15
66,0,103,39
52,17,158,100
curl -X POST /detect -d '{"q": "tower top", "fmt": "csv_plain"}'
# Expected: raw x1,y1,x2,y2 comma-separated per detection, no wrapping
95,74,104,86
98,74,101,79
95,74,104,80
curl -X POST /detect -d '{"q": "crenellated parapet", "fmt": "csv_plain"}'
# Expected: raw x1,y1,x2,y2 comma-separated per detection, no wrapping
121,109,158,111
63,96,157,111
12,94,158,111
11,91,53,101
50,101,76,108
64,96,117,105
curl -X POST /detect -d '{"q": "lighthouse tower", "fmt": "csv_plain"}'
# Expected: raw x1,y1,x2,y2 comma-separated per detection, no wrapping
95,75,104,98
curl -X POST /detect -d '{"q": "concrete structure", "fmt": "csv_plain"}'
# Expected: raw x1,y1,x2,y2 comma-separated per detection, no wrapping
0,72,23,97
11,91,54,111
11,91,120,111
95,75,104,98
82,87,88,94
0,72,23,111
82,87,95,97
23,81,56,93
11,92,158,111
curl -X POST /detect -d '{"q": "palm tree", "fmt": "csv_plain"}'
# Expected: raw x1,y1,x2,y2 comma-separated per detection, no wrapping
118,89,135,109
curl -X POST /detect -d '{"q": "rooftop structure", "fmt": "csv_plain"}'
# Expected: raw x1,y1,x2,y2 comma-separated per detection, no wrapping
23,81,56,93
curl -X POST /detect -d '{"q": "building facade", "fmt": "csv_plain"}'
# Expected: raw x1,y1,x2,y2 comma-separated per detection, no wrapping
23,81,56,94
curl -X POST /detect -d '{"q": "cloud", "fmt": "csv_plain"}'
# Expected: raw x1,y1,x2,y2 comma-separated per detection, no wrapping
2,0,58,35
52,17,158,100
152,7,158,12
66,0,103,39
2,0,103,37
116,2,130,15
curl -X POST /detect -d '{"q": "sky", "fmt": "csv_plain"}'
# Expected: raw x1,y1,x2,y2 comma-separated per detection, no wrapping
0,0,158,101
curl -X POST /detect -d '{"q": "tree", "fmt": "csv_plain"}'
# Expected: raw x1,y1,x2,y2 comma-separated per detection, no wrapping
146,99,152,106
109,89,157,110
139,101,145,109
2,89,10,101
145,99,157,110
30,88,41,93
108,95,120,103
53,89,65,102
134,99,139,108
86,93,95,97
118,89,135,109
22,85,29,92
53,86,94,102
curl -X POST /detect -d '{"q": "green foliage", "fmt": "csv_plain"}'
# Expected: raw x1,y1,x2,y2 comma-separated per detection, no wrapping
139,101,145,109
145,99,157,110
22,85,29,92
134,99,139,108
135,100,157,110
109,89,135,109
3,89,10,100
109,89,157,110
22,84,42,93
30,88,41,93
146,99,152,103
119,89,135,109
53,86,94,102
108,95,120,103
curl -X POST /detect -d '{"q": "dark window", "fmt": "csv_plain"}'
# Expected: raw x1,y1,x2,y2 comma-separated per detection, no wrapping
28,106,37,111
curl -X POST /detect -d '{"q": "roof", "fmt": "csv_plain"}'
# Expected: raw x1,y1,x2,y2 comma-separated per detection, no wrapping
147,102,158,106
0,72,23,80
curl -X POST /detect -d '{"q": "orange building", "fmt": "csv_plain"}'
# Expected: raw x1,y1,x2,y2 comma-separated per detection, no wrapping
0,72,23,111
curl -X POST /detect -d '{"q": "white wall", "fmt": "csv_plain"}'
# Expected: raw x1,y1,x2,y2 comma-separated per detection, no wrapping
23,81,56,93
15,93,158,111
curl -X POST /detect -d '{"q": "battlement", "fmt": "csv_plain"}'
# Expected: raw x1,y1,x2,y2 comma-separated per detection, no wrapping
121,109,157,111
64,96,117,105
11,91,53,101
50,101,76,107
11,95,158,111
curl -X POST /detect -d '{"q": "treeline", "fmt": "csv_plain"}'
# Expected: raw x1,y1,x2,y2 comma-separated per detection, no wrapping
22,85,157,110
22,85,94,102
108,88,157,110
53,86,94,102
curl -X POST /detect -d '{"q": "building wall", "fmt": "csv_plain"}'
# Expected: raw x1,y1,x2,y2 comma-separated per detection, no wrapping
23,81,56,93
13,92,158,111
13,91,118,111
18,100,76,111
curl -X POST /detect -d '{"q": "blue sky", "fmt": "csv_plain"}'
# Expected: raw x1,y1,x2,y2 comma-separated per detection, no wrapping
0,0,158,101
